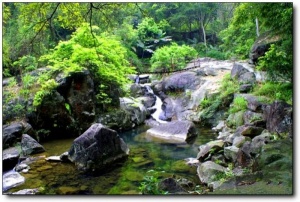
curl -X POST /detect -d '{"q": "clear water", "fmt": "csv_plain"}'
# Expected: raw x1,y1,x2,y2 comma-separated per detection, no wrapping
6,124,217,195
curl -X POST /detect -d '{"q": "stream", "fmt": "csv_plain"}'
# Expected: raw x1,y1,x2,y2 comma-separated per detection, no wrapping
5,124,217,194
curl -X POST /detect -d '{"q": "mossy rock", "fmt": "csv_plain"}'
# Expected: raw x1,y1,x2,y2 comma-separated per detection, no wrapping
226,111,244,128
124,171,144,182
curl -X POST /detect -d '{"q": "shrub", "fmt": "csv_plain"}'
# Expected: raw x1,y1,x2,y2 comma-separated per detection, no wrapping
253,81,292,104
150,43,197,72
13,55,38,73
229,96,248,114
138,170,168,195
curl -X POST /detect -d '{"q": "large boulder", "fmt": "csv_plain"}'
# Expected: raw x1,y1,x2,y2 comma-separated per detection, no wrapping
97,109,133,132
162,71,201,92
120,97,147,127
3,171,25,192
146,120,197,144
197,140,225,162
263,101,292,137
21,134,45,156
249,31,280,64
27,70,96,139
64,71,95,132
68,123,129,172
3,122,24,149
3,147,21,171
197,161,226,184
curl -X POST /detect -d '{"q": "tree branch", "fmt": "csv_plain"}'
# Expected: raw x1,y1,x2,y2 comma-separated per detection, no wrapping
30,3,61,45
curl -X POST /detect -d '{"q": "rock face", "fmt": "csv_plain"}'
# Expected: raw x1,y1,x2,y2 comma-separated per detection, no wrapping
28,70,96,139
263,101,292,137
146,121,197,144
21,134,45,156
68,123,129,172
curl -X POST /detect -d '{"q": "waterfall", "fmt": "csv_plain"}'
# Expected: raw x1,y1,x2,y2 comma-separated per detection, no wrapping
144,85,167,123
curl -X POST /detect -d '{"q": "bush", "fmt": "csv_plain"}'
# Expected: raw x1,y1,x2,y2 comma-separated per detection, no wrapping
229,96,248,114
13,55,38,73
150,43,197,72
253,81,292,104
37,23,135,108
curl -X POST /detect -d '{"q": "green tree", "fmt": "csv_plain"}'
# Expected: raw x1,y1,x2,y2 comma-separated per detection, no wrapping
36,23,135,109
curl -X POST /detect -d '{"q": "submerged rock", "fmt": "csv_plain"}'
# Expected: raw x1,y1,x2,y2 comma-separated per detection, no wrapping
68,123,129,172
159,178,188,194
11,188,39,195
146,120,197,144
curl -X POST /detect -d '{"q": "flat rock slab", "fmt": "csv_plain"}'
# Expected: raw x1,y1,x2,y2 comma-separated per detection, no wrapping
146,120,197,144
3,171,25,192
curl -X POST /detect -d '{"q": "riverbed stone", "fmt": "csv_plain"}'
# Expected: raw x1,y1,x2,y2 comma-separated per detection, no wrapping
68,123,129,172
3,171,25,192
3,147,21,171
235,125,265,138
162,71,201,92
120,97,147,126
197,161,226,184
158,178,188,194
11,188,39,195
146,120,197,144
197,140,225,162
224,146,239,162
21,134,45,156
250,130,272,154
3,122,24,149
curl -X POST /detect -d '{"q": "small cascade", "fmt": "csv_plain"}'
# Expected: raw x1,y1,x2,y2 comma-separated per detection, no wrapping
143,85,168,123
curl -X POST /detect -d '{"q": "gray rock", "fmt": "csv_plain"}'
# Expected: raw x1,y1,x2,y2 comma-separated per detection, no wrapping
250,130,272,154
129,83,144,97
146,120,197,144
232,135,247,148
12,188,39,195
212,120,226,132
3,147,21,171
235,125,265,138
120,97,147,126
235,93,267,112
224,146,239,161
243,110,264,125
238,72,256,85
226,111,244,128
158,178,188,194
197,161,226,184
161,97,175,121
239,84,253,93
3,123,23,149
162,71,201,92
21,134,45,156
68,123,129,172
197,140,225,162
231,63,249,80
236,141,252,167
97,109,132,132
3,171,25,192
263,101,292,137
15,163,30,172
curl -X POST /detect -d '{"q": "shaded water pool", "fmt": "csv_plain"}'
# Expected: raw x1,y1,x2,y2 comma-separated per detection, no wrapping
6,124,217,195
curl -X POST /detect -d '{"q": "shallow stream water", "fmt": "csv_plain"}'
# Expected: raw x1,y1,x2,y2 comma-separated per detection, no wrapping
6,124,217,195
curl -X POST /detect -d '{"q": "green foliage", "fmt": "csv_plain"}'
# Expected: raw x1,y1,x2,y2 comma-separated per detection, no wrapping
65,103,71,114
199,73,240,122
253,82,292,104
229,96,248,114
33,79,58,107
138,170,168,195
150,43,197,72
257,43,292,82
13,55,38,73
38,23,135,108
212,164,234,183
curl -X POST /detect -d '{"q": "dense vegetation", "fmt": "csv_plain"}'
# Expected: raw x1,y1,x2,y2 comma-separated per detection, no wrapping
3,2,293,111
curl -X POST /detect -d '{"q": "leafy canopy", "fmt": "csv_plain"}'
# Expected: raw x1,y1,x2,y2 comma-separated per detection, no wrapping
35,23,135,107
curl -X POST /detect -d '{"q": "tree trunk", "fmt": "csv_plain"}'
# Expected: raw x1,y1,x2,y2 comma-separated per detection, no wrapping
200,20,207,48
255,17,260,37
